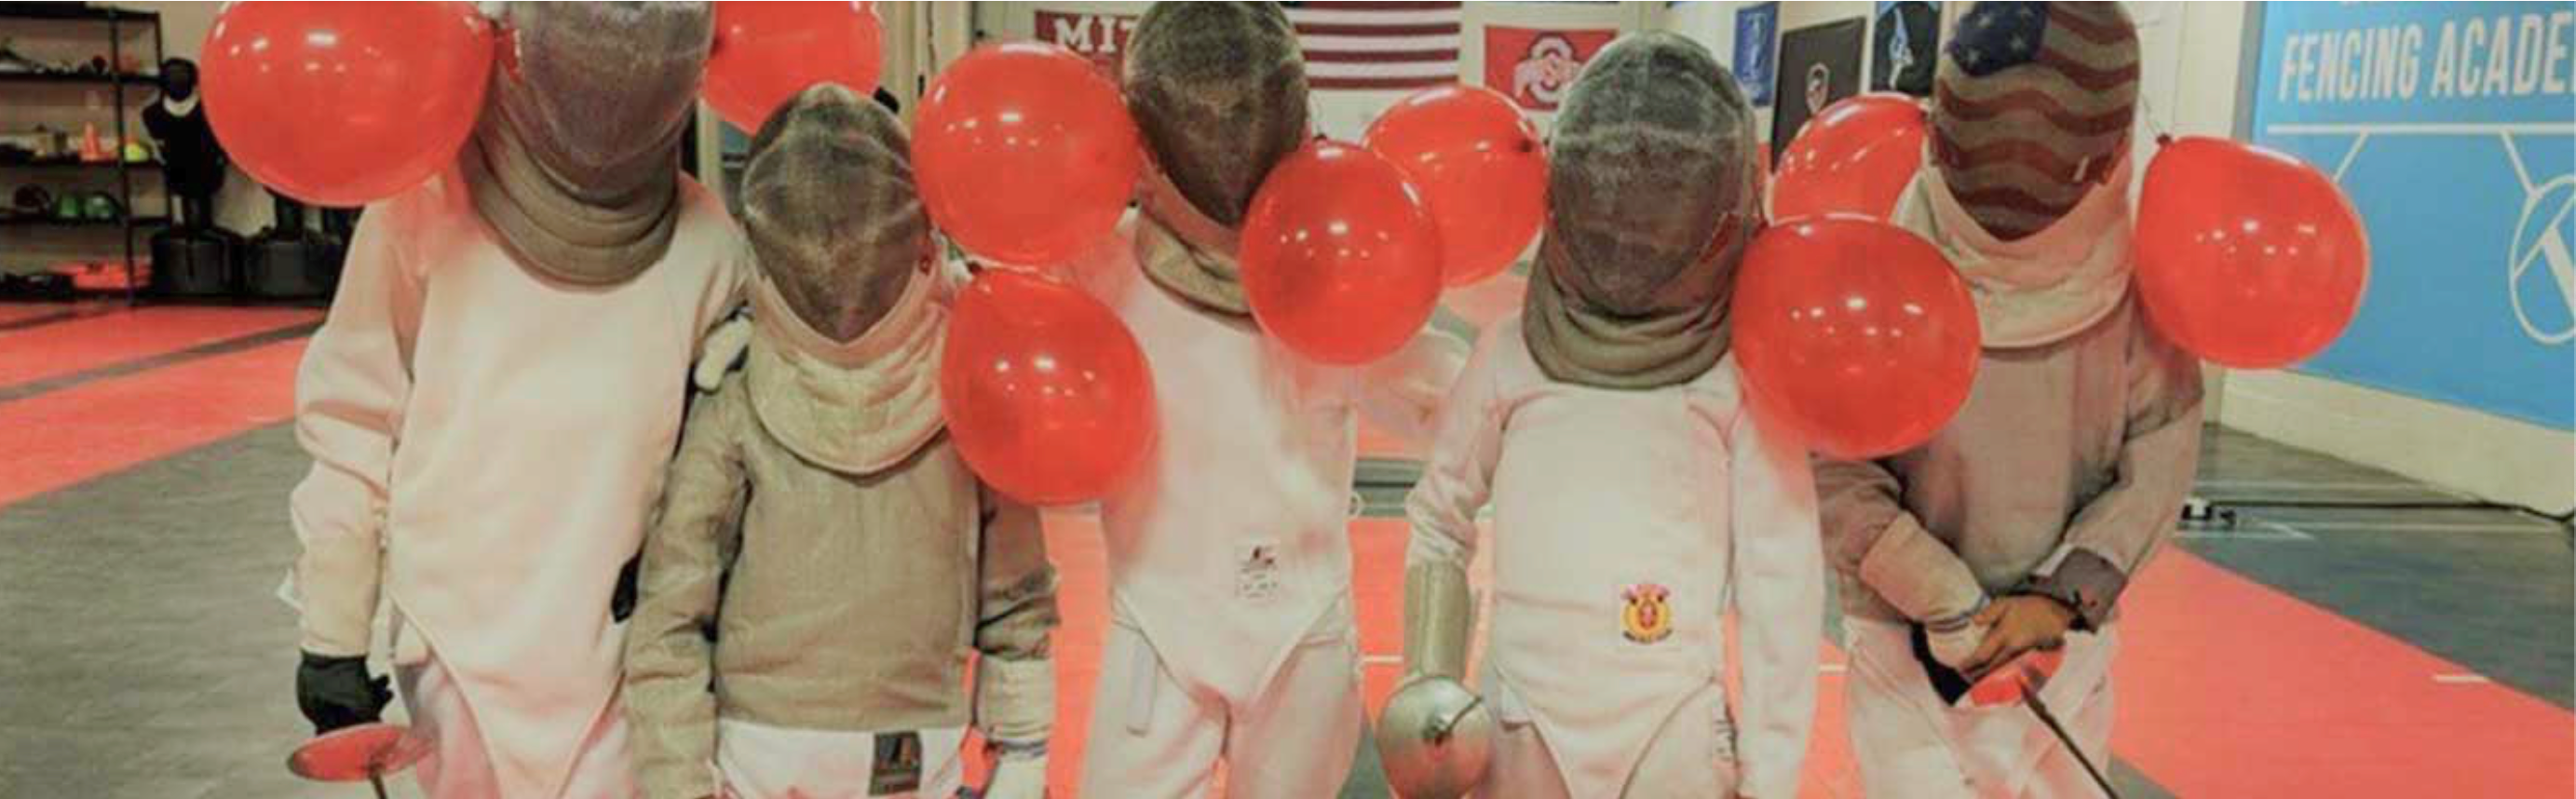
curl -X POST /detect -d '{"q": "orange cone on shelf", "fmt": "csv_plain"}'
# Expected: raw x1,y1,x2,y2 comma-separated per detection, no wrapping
79,122,106,162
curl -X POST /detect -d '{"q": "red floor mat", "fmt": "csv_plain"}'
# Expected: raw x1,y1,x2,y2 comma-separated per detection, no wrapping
2111,549,2574,796
0,306,319,390
0,339,305,508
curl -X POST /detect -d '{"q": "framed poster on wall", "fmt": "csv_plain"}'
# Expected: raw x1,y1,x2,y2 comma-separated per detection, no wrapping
1733,2,1779,106
1871,0,1940,97
1771,18,1864,156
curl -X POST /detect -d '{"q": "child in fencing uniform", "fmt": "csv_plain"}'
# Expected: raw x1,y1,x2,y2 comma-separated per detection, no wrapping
286,5,739,796
1819,4,2203,797
1066,3,1469,796
620,85,1058,799
1390,33,1823,799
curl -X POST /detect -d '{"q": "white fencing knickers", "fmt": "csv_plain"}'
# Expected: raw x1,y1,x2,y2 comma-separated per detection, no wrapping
1078,610,1363,798
393,638,637,798
1843,616,2120,799
1485,679,1744,798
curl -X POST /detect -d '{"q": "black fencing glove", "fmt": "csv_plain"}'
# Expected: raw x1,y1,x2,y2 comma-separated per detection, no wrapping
296,652,391,735
612,554,641,623
1907,624,1976,706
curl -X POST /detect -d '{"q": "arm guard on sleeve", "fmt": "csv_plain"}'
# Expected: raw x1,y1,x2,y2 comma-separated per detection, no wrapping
1855,515,1988,624
975,655,1055,752
1403,560,1475,683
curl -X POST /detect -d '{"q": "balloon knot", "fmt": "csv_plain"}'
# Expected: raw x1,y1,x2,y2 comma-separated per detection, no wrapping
2154,133,2175,147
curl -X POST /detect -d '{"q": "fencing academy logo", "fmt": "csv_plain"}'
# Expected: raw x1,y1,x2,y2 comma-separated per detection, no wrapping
2510,172,2575,345
2288,128,2575,348
1620,584,1673,644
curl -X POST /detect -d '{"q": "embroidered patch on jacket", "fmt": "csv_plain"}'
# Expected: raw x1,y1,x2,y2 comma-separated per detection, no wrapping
869,730,923,795
1621,583,1674,644
1236,540,1281,603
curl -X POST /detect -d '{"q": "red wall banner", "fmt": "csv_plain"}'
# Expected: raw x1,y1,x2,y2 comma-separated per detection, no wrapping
1483,25,1617,112
1035,9,1139,74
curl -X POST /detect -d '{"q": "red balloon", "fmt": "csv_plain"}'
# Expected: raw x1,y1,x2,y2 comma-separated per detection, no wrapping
705,1,883,131
941,268,1158,506
1772,94,1928,221
1363,84,1547,287
1733,216,1982,459
201,2,493,207
1240,141,1445,365
2135,137,2368,369
915,43,1143,269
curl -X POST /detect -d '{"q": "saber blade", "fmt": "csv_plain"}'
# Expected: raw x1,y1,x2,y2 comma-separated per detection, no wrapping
2023,686,2121,799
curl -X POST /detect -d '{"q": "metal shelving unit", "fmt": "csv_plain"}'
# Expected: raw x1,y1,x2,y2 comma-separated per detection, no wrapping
0,68,154,84
0,5,168,305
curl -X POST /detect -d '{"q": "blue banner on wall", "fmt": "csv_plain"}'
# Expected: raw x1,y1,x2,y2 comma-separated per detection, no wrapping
1735,3,1778,106
2252,2,2576,429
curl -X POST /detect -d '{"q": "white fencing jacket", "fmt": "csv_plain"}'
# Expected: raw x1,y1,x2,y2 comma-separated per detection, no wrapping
1071,211,1465,709
1405,318,1824,799
289,172,741,797
1820,163,2203,630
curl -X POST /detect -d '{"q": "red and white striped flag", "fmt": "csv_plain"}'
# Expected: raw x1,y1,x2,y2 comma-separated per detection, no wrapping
1286,1,1462,91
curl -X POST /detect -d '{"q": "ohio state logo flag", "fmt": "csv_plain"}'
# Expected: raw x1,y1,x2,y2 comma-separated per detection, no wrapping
1484,25,1617,112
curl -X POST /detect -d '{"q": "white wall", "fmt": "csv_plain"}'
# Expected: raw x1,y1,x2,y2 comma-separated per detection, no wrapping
1662,1,1764,135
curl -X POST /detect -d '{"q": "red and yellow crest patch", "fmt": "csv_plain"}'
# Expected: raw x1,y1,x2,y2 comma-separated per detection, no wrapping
1621,583,1673,644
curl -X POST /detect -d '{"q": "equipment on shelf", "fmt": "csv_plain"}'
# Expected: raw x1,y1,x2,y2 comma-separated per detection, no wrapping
0,37,42,74
0,7,169,302
10,184,49,217
81,190,122,221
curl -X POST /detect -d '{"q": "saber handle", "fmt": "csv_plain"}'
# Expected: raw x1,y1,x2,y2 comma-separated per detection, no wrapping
2022,686,2121,799
368,771,388,799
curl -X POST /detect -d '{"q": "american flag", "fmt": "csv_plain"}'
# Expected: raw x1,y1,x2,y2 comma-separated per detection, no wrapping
1932,1,2138,238
1285,2,1462,91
